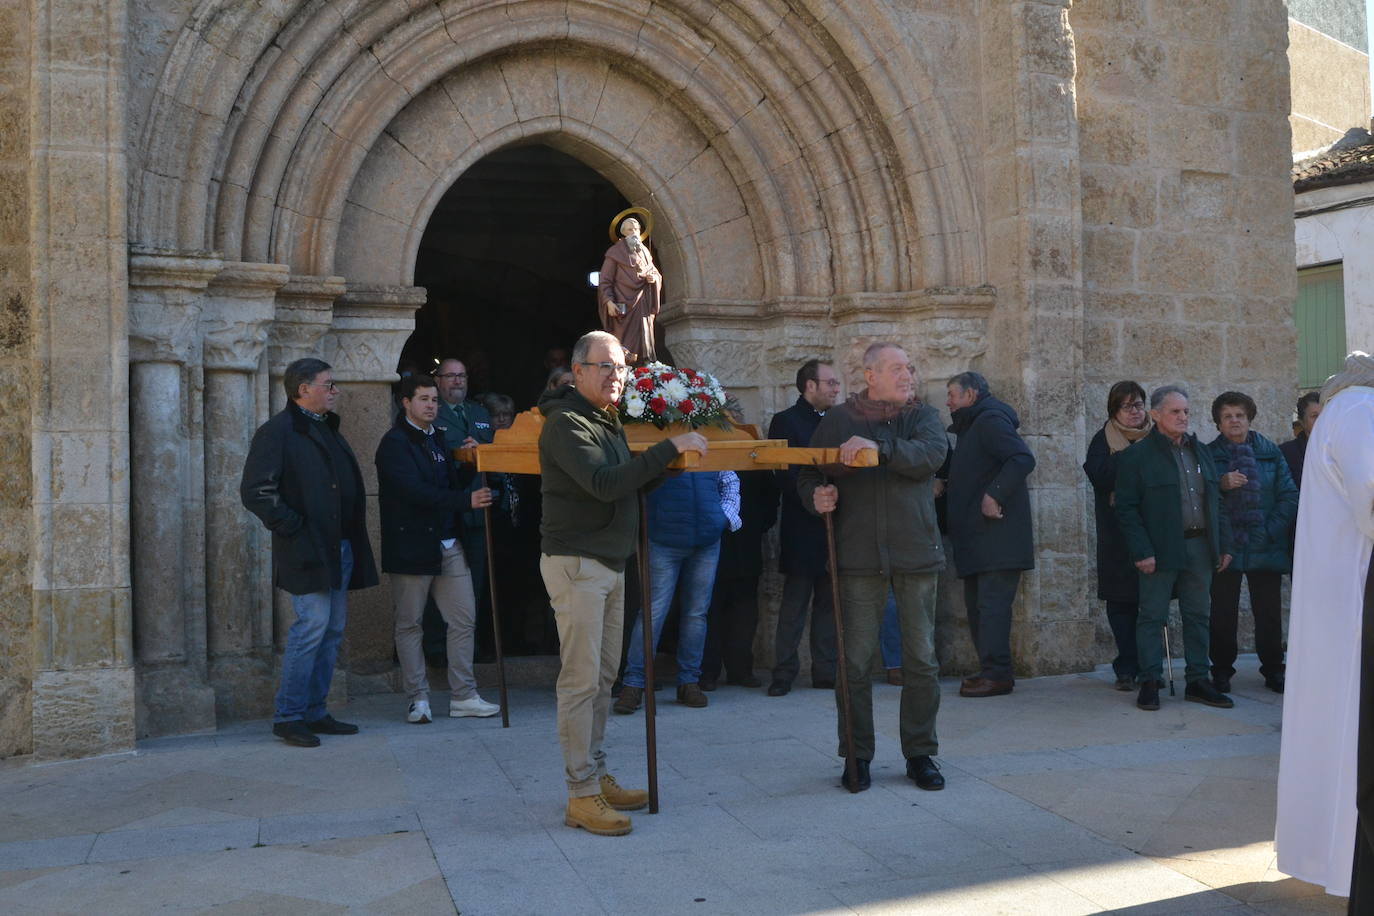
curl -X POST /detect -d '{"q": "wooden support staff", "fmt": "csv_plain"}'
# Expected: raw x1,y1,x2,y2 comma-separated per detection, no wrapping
637,489,660,814
480,472,510,728
821,483,859,793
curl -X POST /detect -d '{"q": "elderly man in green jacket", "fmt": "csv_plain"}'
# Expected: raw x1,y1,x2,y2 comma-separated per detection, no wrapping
1115,385,1234,712
798,342,948,793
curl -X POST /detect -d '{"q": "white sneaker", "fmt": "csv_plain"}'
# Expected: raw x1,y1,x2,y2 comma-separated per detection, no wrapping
449,695,500,718
407,699,432,724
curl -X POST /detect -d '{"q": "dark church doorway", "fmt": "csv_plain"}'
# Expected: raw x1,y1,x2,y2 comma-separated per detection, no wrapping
401,143,631,410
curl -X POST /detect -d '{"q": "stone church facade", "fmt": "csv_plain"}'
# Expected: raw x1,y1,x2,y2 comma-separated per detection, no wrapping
0,0,1306,759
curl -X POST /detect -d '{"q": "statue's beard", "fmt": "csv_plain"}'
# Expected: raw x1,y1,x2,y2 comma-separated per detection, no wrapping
624,233,652,271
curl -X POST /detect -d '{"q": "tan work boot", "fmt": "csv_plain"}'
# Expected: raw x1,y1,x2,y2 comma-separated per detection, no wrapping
599,773,648,811
564,794,632,836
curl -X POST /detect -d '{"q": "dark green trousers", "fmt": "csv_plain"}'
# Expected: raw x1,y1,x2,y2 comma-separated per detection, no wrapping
836,572,940,760
1136,536,1213,684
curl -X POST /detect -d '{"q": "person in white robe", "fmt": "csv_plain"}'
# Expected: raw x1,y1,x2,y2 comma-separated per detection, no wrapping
1276,351,1374,902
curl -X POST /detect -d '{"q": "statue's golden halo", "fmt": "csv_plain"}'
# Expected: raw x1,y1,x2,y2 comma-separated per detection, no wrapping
608,206,654,243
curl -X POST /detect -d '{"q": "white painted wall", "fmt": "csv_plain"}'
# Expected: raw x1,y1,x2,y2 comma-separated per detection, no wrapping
1295,179,1374,353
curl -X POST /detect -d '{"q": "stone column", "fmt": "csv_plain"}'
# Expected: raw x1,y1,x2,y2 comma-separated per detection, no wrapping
317,284,425,683
127,250,223,737
201,262,289,719
264,276,342,656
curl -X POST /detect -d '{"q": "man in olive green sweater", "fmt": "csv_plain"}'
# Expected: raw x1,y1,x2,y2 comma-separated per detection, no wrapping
798,342,949,793
538,330,706,836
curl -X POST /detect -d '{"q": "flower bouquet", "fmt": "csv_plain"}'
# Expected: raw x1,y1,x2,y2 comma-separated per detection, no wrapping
619,361,732,431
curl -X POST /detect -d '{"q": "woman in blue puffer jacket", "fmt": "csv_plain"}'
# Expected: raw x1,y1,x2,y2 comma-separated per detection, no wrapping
1206,391,1298,694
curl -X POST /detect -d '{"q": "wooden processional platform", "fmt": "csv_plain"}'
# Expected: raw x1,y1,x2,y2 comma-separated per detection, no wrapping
457,408,877,813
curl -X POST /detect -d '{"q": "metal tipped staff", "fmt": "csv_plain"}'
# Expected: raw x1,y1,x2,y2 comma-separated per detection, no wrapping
818,465,859,793
1162,623,1176,698
637,489,660,813
481,472,510,728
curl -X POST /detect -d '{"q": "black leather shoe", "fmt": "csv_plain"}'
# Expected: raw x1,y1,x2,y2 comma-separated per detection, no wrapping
699,677,718,692
767,680,791,697
840,758,871,792
1264,673,1285,694
305,714,359,735
812,678,836,690
906,755,944,791
1113,675,1135,692
1186,679,1234,708
727,673,762,688
1211,675,1232,693
273,721,321,747
1136,680,1160,711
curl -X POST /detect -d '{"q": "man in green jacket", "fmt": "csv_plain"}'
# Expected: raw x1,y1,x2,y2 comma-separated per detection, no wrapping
538,330,706,836
798,342,948,793
1115,385,1234,712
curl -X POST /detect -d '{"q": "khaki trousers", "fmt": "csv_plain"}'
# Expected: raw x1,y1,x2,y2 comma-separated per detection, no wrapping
540,553,624,798
392,542,478,702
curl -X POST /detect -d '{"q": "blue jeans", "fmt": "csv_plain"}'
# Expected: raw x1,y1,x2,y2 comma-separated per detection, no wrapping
623,540,720,688
275,540,352,723
880,588,901,669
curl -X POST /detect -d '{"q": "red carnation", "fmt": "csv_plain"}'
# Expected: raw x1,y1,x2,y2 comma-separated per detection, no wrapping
635,376,654,393
649,397,667,415
679,399,695,414
694,392,710,401
659,372,676,382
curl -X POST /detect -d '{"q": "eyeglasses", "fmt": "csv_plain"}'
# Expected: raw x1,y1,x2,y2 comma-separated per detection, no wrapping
580,361,629,378
308,381,338,392
1120,401,1146,411
434,372,467,380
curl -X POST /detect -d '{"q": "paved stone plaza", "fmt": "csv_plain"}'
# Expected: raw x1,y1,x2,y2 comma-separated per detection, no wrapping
0,658,1343,915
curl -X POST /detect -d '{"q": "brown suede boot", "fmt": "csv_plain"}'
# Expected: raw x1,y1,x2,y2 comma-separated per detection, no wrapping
564,795,632,836
599,773,648,811
613,686,642,715
676,683,708,707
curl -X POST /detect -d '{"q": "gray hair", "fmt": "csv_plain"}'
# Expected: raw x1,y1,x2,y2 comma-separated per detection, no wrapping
1150,384,1189,409
572,331,620,365
284,357,331,401
1320,351,1374,405
947,371,989,398
862,342,904,368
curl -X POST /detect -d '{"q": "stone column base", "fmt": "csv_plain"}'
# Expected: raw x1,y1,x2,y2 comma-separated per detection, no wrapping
33,667,137,759
208,652,278,722
135,666,217,740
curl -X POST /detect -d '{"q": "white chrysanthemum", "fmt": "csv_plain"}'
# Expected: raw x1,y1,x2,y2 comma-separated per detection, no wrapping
661,378,690,403
623,391,646,418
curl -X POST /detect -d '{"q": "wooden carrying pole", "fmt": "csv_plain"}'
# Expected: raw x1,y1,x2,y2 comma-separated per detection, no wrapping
823,499,859,792
637,490,660,814
480,472,510,728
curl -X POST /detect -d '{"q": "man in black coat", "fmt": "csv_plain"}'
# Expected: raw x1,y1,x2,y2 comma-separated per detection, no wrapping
1278,391,1321,491
376,375,499,726
944,371,1035,698
765,359,843,696
241,358,379,747
701,468,779,690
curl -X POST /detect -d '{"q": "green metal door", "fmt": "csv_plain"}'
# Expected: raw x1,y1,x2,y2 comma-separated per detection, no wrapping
1295,264,1347,390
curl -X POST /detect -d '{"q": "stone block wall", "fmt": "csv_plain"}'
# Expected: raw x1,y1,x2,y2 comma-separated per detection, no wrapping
0,0,33,757
1073,0,1298,659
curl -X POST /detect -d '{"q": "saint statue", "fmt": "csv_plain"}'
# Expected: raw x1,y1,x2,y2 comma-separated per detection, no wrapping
598,209,661,364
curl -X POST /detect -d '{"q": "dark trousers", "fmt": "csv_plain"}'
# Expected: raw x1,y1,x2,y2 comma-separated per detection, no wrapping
702,574,761,682
772,572,837,685
1105,600,1139,679
1137,537,1213,684
963,570,1022,681
1209,569,1285,679
1350,555,1374,915
837,573,940,760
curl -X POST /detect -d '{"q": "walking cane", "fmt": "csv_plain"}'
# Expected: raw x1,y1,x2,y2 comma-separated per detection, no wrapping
818,471,859,793
637,489,660,814
480,472,510,728
1162,624,1176,698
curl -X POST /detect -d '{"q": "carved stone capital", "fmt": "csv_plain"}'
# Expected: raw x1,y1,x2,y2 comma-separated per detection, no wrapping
201,262,291,371
315,284,425,383
268,275,345,375
127,249,224,364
